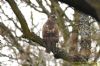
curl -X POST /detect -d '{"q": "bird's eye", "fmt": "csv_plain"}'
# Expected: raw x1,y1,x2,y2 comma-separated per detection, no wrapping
51,15,57,19
51,15,55,18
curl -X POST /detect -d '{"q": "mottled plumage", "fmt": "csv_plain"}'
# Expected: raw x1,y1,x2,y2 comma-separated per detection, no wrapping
42,15,59,53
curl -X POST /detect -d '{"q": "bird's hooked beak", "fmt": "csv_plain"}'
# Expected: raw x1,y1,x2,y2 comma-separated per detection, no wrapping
50,15,57,21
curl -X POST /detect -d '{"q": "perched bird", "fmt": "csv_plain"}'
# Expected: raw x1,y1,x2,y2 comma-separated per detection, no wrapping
42,15,59,53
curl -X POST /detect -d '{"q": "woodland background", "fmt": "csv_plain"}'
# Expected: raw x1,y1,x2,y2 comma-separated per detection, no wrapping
0,0,100,66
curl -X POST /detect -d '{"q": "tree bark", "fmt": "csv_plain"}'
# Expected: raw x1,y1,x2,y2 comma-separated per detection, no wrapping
6,0,89,62
58,0,100,22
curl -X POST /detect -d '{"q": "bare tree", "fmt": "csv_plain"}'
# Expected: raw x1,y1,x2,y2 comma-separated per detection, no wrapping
0,0,99,66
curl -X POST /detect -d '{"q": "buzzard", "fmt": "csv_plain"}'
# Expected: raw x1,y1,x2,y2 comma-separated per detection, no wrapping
42,15,59,53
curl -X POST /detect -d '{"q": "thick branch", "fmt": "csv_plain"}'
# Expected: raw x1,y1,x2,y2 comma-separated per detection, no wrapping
6,0,31,37
50,0,70,44
6,0,88,62
58,0,100,22
6,0,44,46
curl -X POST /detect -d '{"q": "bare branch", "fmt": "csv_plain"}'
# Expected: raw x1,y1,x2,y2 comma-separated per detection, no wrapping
0,6,22,32
36,0,50,15
0,23,23,52
6,0,31,37
5,0,89,62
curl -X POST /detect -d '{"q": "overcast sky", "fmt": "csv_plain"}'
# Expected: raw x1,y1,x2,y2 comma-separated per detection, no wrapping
0,0,99,66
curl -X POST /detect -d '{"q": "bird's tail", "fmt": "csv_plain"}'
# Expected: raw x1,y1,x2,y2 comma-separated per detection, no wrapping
45,40,56,53
45,40,51,53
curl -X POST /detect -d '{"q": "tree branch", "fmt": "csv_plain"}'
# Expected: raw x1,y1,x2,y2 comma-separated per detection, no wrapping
5,0,43,44
58,0,100,22
6,0,88,62
36,0,50,15
0,23,23,52
6,0,30,37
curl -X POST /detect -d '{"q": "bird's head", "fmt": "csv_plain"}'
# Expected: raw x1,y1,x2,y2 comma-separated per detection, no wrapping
48,14,57,22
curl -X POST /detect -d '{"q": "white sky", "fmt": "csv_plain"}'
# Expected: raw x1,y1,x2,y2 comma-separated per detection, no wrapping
0,1,74,65
0,0,99,66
